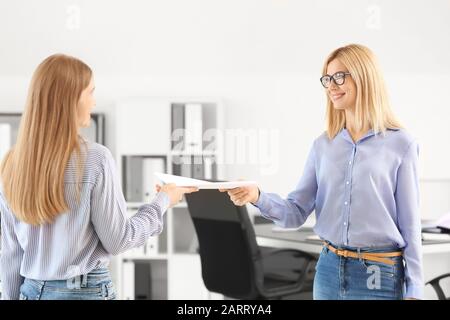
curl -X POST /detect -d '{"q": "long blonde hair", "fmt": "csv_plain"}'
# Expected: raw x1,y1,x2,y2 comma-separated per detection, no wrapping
0,54,91,225
323,44,402,139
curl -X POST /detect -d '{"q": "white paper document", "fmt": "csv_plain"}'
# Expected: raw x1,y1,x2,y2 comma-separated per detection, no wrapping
422,212,450,232
154,172,257,189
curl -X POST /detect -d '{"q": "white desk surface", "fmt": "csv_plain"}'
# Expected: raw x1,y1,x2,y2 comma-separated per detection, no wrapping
254,224,450,255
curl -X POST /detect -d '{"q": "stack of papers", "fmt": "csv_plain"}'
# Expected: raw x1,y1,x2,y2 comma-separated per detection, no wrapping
422,233,450,241
422,212,450,233
154,173,257,190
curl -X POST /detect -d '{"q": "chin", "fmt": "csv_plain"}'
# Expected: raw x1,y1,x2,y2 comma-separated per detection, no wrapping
332,103,347,110
82,119,91,127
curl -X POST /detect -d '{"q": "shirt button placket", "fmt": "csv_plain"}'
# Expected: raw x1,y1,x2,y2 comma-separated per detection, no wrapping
343,145,356,245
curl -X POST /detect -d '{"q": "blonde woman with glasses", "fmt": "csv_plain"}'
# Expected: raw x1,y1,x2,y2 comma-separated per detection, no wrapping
221,44,423,300
0,54,198,300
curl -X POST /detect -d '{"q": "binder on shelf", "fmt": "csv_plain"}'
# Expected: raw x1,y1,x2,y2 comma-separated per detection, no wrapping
124,156,143,202
172,156,194,178
181,161,192,178
0,123,11,162
192,156,204,179
122,260,135,300
184,103,203,153
142,157,165,203
124,156,166,203
203,156,213,180
171,104,185,150
135,262,153,300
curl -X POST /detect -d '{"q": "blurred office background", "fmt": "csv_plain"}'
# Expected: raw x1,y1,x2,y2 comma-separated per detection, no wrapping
0,0,449,300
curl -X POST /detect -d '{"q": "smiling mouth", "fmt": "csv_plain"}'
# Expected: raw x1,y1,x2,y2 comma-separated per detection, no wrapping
331,92,345,101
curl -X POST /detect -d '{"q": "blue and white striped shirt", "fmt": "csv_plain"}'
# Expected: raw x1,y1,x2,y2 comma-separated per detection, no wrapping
0,141,170,300
254,128,423,299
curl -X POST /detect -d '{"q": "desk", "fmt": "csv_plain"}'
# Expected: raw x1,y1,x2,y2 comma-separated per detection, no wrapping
254,223,450,299
254,224,450,255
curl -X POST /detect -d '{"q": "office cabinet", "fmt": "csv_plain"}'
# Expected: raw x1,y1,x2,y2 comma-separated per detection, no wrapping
113,97,225,300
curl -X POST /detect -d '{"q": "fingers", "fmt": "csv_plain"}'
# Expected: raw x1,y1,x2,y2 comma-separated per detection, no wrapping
232,196,249,206
179,187,199,194
228,188,247,198
227,187,246,197
229,193,248,205
230,193,251,206
219,188,237,193
156,184,161,192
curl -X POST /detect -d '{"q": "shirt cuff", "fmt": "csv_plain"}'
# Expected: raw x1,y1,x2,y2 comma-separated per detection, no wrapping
153,192,170,214
252,190,268,209
405,283,424,300
252,191,278,222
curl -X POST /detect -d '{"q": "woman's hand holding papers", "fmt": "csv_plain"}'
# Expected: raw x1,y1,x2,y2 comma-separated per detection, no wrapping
156,183,199,208
219,185,260,206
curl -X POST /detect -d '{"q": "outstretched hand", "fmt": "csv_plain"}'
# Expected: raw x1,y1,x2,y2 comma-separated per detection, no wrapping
156,183,199,208
219,185,259,206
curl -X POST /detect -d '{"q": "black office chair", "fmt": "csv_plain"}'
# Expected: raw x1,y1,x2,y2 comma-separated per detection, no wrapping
426,274,450,300
185,189,317,299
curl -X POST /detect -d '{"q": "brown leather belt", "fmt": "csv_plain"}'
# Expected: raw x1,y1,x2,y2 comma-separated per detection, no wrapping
324,243,403,266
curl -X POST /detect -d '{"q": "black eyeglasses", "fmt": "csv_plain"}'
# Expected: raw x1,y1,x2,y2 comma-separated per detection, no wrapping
320,71,351,88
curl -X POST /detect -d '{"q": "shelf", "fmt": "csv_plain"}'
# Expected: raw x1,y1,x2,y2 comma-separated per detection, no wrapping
122,252,200,260
169,150,219,157
122,253,169,261
171,252,200,257
114,97,225,300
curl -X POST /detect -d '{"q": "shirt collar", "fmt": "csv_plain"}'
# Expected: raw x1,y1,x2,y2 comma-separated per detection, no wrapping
339,127,376,144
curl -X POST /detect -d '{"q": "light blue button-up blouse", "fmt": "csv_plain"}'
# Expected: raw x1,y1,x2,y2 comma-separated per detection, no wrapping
254,128,423,299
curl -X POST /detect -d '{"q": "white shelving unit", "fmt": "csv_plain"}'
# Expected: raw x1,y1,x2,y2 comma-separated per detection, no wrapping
112,97,225,300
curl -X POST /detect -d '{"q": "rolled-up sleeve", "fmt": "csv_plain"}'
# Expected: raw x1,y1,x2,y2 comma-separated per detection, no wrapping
253,141,317,228
90,149,170,256
395,140,423,299
0,194,25,300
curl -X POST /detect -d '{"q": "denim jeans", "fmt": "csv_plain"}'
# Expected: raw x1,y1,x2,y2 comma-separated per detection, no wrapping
313,242,405,300
19,268,116,300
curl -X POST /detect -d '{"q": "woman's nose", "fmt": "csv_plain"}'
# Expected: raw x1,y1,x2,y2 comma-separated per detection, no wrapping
327,85,338,95
328,80,339,90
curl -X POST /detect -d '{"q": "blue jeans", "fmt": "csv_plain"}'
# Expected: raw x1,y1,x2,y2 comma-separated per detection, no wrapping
19,268,116,300
313,242,405,300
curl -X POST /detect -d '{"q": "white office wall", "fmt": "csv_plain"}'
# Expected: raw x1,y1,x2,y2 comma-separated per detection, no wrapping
1,0,449,75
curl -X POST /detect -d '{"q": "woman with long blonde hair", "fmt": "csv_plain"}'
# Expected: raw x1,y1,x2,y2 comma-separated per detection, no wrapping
0,54,197,300
221,44,423,300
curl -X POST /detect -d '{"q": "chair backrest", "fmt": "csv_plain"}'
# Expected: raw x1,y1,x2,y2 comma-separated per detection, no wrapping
185,189,263,299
